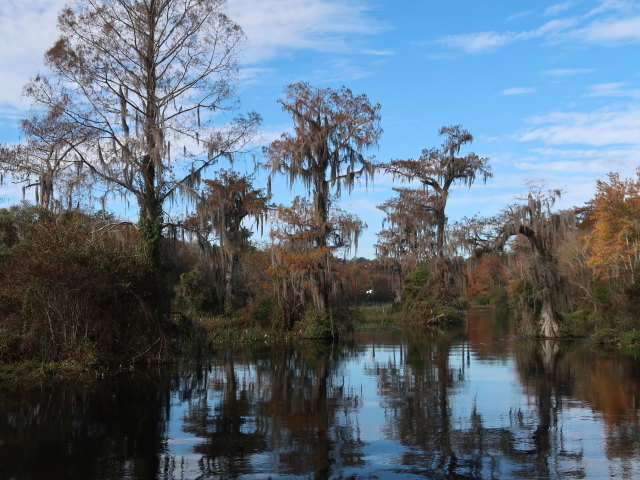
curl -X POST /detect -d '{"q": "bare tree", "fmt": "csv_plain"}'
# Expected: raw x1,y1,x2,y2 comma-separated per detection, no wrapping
0,102,93,210
386,125,491,258
264,82,381,314
26,0,260,263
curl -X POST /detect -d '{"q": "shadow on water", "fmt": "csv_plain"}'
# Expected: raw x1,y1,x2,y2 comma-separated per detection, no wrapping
2,310,640,479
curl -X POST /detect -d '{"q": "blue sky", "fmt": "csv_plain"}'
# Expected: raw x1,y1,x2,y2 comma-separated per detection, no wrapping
2,0,640,258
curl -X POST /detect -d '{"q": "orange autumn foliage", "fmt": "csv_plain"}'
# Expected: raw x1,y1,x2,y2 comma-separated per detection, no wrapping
466,254,510,297
584,170,640,285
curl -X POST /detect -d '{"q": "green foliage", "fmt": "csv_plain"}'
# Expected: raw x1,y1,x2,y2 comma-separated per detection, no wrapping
400,263,466,323
559,310,599,338
296,308,354,339
243,294,281,328
173,270,219,316
354,305,399,327
138,200,164,263
469,285,509,308
509,279,540,335
593,326,640,350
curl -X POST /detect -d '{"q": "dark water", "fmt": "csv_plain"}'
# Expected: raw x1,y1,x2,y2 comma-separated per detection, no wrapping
2,310,640,479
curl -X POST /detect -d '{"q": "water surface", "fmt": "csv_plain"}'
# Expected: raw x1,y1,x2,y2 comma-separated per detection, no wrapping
2,309,640,479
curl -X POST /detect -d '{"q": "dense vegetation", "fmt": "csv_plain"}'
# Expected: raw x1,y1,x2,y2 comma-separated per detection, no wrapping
1,0,639,375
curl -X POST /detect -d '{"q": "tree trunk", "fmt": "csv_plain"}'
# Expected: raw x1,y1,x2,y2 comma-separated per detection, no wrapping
434,190,448,258
436,210,446,258
313,172,332,314
538,288,560,338
223,249,238,313
139,4,162,266
138,178,162,264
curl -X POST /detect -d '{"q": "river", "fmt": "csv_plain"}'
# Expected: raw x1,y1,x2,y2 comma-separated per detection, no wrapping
2,309,640,479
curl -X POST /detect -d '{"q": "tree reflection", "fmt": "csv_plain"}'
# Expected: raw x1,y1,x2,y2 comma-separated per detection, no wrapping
367,325,624,478
3,315,640,479
0,371,170,480
367,326,474,477
169,343,365,479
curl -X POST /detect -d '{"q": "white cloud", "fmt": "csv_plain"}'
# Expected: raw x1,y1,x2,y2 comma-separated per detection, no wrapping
543,68,594,76
438,31,518,53
545,2,574,16
519,107,640,146
586,82,640,99
524,147,639,175
227,0,384,63
569,16,640,45
585,0,639,18
438,18,575,54
253,124,291,147
516,159,627,173
307,59,372,83
506,10,534,22
438,1,640,54
0,0,66,109
238,67,276,85
501,87,537,96
363,49,394,56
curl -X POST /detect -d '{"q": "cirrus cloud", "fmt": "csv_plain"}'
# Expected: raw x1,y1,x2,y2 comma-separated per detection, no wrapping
519,107,640,146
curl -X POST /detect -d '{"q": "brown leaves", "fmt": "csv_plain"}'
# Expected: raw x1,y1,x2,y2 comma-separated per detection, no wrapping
264,81,382,221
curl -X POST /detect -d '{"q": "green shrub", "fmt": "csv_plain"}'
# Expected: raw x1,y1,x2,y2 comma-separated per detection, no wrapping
173,270,219,316
244,294,279,328
400,263,466,324
295,308,354,339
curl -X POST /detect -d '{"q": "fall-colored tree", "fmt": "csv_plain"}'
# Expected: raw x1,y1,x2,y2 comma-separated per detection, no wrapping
265,82,381,316
385,125,491,258
26,0,260,263
269,196,364,332
375,187,439,302
584,170,640,288
187,169,270,311
265,82,381,246
376,187,438,263
465,254,510,298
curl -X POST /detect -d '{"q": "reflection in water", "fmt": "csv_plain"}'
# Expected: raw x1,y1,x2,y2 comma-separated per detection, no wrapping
2,310,640,479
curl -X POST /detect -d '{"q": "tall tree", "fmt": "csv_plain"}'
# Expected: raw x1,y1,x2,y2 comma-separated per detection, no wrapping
264,82,381,313
464,188,579,337
26,0,260,263
270,196,364,331
386,125,491,258
265,82,381,249
188,169,270,310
